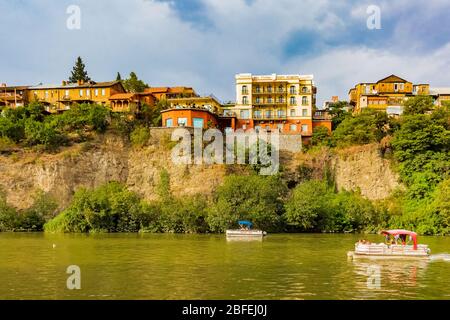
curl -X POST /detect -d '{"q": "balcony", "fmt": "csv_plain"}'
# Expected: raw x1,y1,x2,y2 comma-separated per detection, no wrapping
254,100,287,105
253,113,287,120
253,89,286,94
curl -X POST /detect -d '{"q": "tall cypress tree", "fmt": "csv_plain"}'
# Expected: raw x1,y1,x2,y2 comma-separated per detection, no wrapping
69,56,91,83
116,72,122,81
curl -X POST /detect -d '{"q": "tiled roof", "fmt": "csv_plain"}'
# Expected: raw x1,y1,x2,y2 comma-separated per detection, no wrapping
109,93,137,100
28,81,122,90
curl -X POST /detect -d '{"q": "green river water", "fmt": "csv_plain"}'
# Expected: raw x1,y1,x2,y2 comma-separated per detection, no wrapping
0,233,449,300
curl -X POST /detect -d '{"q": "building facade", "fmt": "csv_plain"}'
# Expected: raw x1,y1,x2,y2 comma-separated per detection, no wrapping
230,73,317,136
349,75,430,114
0,85,29,108
161,95,224,129
26,80,126,112
144,87,197,100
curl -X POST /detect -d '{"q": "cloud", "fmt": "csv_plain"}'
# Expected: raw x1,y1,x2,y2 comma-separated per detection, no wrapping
0,0,450,106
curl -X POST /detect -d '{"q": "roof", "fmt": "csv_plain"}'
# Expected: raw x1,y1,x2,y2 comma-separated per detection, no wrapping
109,93,137,100
28,80,123,90
145,86,195,94
376,74,409,84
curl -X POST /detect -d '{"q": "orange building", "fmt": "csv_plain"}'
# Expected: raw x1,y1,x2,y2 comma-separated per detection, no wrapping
161,96,222,129
145,87,197,100
109,92,156,112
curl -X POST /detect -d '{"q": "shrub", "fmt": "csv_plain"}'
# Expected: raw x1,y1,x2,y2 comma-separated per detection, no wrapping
130,126,150,148
207,174,287,232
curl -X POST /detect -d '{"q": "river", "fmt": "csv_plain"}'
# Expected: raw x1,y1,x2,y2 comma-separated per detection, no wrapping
0,233,449,300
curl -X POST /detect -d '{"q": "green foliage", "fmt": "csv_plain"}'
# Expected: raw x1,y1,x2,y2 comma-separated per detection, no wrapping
44,182,152,233
0,189,18,231
403,95,434,115
331,109,390,147
207,175,287,232
312,125,331,146
391,110,450,197
284,180,380,232
122,72,148,93
328,101,351,130
68,56,91,83
130,126,150,148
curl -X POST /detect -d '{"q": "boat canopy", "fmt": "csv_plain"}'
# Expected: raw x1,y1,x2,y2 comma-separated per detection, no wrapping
238,220,253,228
381,229,418,249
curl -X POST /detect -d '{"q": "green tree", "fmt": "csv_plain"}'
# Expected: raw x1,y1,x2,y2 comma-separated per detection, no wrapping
332,109,390,147
328,101,351,130
116,72,122,81
68,56,91,83
122,72,148,93
207,175,287,232
312,125,331,146
403,95,434,115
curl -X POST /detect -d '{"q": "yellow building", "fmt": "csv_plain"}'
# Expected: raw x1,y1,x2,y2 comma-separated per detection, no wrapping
349,75,430,114
232,73,317,135
26,80,125,112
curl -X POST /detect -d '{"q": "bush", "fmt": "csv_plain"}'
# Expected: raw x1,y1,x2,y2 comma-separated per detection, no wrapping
207,175,287,232
332,109,390,147
312,126,331,146
44,182,153,233
284,180,380,232
130,126,150,148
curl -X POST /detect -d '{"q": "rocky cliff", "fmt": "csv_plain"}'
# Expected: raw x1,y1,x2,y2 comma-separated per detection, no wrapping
0,131,401,210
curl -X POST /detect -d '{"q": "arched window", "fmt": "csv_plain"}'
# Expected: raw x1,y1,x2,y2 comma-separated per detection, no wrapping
302,86,308,93
242,85,248,94
278,85,283,93
302,96,308,105
242,96,248,104
290,96,296,105
290,86,296,94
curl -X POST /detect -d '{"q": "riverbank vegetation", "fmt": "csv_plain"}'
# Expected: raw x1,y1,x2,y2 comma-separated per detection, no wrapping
0,98,449,235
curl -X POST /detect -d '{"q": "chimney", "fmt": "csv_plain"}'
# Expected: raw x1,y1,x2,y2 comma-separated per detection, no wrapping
77,80,83,85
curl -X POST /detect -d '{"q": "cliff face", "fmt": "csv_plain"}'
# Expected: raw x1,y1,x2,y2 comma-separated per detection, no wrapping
0,132,400,210
331,144,402,199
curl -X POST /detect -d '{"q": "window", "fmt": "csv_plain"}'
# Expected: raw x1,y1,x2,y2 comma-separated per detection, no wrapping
79,90,83,97
242,85,248,95
301,124,308,132
240,110,250,119
278,85,283,93
290,86,296,94
267,97,273,103
302,96,308,105
193,118,204,128
302,86,308,93
394,84,398,91
255,85,260,93
277,124,283,132
101,89,106,96
65,90,69,97
242,96,248,105
255,126,261,133
277,109,285,117
302,109,308,116
255,97,260,103
86,89,90,96
265,110,272,118
254,110,262,118
290,109,296,116
267,85,272,93
95,89,99,96
290,96,296,105
166,118,173,127
290,124,297,132
177,117,188,126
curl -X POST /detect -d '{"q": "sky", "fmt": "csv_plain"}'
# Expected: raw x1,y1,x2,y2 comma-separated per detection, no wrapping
1,0,450,106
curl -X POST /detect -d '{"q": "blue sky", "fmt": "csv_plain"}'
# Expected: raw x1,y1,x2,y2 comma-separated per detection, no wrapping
1,0,450,106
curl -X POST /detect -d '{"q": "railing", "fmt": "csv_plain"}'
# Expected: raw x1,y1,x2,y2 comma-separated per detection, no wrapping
253,89,286,94
253,114,287,120
254,101,287,105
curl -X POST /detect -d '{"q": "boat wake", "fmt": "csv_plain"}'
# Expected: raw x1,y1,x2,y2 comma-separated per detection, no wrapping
429,253,450,262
